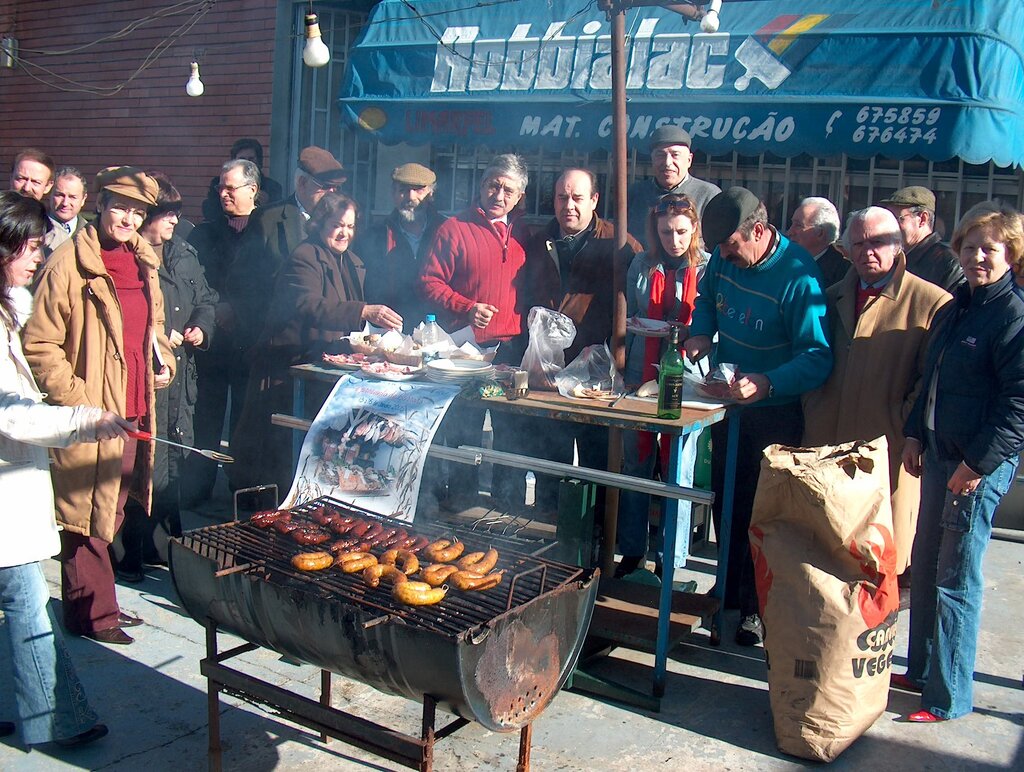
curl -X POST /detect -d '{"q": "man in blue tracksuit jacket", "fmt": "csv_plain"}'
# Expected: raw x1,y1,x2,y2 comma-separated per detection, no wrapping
685,186,833,646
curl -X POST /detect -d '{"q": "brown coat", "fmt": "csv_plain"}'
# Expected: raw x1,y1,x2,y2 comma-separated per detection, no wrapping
22,224,174,543
802,253,951,571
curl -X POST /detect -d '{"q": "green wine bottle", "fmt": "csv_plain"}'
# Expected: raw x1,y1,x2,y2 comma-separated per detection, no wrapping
657,324,684,420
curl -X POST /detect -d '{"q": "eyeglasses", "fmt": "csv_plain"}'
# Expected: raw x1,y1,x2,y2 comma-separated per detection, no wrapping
218,182,256,194
895,211,922,223
108,202,148,220
654,195,695,215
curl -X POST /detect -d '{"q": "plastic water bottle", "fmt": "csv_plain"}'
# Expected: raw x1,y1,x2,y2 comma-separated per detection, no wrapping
421,314,442,362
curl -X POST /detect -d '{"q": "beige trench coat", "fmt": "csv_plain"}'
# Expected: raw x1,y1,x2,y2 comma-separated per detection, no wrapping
802,253,951,572
22,224,175,543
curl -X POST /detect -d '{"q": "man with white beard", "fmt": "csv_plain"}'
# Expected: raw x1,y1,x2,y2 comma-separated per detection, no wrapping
361,163,447,326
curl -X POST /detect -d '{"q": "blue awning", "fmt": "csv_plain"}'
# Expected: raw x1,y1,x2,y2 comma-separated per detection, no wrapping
339,0,1024,167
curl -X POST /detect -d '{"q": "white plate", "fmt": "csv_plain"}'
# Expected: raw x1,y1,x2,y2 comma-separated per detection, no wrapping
359,363,423,381
427,358,493,373
626,317,671,338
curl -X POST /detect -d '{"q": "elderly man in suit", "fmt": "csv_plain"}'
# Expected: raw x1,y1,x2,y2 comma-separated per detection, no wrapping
802,206,952,578
787,196,848,288
251,146,347,273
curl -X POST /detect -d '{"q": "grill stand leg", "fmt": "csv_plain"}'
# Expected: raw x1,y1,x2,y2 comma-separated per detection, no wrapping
517,723,533,772
206,621,223,772
320,670,332,744
420,694,437,772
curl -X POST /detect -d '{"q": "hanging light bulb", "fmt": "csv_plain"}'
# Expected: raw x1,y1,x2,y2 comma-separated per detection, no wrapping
186,61,204,97
303,13,330,68
701,0,723,33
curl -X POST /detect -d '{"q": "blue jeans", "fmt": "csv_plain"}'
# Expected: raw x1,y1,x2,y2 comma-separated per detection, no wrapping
907,441,1017,719
619,428,699,568
0,561,97,744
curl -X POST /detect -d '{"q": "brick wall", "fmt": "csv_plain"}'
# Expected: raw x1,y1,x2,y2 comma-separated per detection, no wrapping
0,0,281,221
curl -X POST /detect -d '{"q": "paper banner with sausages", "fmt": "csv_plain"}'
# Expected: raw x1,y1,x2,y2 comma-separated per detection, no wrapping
284,374,460,520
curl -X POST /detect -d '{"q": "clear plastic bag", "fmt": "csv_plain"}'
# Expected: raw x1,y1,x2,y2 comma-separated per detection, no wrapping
520,307,576,389
555,342,625,400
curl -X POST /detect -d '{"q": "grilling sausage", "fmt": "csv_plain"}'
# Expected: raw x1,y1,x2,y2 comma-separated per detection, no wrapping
423,538,465,563
456,548,499,574
377,529,408,550
419,563,459,587
451,570,504,591
272,518,299,535
362,564,408,588
347,520,371,539
362,522,385,542
291,551,334,571
380,549,420,575
393,580,447,606
292,527,331,546
337,551,378,573
250,509,286,528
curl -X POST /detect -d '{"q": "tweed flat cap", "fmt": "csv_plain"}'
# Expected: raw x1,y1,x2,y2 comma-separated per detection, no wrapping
95,166,158,207
299,146,346,185
701,186,761,248
648,125,692,154
392,163,436,187
878,185,936,211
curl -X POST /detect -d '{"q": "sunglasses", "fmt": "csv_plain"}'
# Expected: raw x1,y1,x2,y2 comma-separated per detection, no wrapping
654,195,695,215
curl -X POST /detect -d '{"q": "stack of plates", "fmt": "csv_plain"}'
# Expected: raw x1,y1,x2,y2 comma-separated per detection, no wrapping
425,358,495,383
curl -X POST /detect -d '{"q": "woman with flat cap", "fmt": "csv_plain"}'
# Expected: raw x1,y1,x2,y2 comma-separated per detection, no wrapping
23,167,174,646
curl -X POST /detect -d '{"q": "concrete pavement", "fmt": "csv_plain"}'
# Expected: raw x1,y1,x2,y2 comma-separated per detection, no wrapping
1,501,1021,771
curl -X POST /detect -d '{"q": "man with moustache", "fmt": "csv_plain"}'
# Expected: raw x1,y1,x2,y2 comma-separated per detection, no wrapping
45,167,89,254
420,154,534,506
685,186,832,646
361,162,447,325
9,148,55,202
626,126,721,249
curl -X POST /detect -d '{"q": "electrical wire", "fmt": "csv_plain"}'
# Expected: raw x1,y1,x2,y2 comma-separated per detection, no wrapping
13,2,213,96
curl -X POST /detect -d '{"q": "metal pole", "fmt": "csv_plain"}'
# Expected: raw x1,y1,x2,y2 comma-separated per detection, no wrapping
599,0,631,579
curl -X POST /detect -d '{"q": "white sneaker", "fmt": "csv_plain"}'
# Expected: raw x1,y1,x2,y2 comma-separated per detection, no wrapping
735,613,764,646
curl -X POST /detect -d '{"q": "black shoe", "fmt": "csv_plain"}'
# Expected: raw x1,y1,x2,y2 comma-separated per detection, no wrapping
55,723,108,748
735,613,764,646
0,721,15,738
116,569,145,584
82,628,134,645
117,611,144,628
614,555,644,578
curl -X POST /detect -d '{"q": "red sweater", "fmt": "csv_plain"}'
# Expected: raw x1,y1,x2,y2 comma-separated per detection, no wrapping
100,242,149,419
419,208,529,343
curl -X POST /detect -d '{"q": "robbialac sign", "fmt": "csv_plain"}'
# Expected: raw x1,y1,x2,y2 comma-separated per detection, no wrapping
340,0,1024,166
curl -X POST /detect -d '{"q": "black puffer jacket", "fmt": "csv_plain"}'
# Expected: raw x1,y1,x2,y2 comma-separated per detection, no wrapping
905,272,1024,475
153,236,218,489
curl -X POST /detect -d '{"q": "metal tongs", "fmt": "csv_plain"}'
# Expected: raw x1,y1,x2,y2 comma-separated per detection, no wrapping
127,429,234,463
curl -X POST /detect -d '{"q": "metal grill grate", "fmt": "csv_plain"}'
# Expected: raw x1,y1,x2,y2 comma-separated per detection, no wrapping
177,497,587,637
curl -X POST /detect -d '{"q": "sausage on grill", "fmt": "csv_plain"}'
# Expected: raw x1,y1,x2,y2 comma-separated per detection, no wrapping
423,538,464,563
393,580,447,606
456,548,498,574
291,551,334,571
451,570,504,591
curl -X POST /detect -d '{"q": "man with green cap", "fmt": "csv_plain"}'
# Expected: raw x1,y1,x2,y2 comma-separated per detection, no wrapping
360,161,447,325
684,186,832,646
879,185,964,293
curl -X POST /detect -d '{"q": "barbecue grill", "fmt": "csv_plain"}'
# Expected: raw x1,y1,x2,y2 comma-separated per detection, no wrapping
170,497,598,771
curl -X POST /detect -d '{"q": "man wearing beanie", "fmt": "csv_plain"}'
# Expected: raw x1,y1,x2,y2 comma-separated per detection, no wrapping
23,166,175,644
879,186,964,293
626,125,721,249
252,145,348,273
360,162,447,325
684,186,832,646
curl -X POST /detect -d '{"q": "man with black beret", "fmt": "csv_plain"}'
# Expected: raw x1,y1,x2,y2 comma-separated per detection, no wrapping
626,125,722,249
684,186,833,646
251,145,348,273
